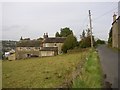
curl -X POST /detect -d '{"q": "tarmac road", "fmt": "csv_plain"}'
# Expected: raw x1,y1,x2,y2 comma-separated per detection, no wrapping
97,44,119,88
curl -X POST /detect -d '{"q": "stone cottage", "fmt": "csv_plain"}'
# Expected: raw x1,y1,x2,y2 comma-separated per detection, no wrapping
15,40,42,59
13,33,66,60
111,14,120,49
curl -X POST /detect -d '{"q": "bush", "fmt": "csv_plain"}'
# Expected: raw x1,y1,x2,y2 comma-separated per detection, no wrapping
79,36,96,48
96,39,105,45
62,34,78,53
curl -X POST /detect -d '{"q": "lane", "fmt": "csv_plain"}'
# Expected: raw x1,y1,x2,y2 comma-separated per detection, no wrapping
97,45,118,88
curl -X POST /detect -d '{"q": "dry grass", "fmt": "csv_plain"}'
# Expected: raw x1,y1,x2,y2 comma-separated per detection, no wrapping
2,50,88,88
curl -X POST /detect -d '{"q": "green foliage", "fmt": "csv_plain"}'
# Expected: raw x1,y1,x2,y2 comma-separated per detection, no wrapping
79,29,96,48
55,32,60,37
72,49,103,88
108,28,112,46
62,34,78,53
60,27,73,37
55,27,73,37
81,30,85,39
79,35,95,48
96,39,105,45
20,36,23,40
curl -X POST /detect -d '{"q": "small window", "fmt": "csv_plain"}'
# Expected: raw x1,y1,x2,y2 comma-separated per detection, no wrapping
55,44,56,46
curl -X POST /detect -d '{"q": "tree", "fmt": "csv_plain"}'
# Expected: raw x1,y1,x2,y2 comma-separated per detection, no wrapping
55,32,60,37
86,28,91,37
20,36,23,40
62,34,78,53
96,39,105,45
108,28,112,46
79,29,96,48
81,30,85,39
60,27,73,37
55,27,73,37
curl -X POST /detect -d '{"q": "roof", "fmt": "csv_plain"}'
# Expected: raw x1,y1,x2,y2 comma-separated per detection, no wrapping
16,40,42,47
112,16,120,25
44,37,66,43
40,47,58,51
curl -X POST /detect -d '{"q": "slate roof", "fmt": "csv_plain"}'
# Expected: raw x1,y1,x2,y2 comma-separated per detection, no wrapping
40,47,58,51
16,40,42,47
44,37,66,43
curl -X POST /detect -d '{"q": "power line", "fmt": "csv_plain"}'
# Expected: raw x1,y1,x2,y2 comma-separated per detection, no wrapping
93,7,118,22
76,15,88,39
77,6,117,39
78,15,88,33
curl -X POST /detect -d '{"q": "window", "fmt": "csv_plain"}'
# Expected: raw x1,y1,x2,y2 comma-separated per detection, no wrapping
55,44,57,46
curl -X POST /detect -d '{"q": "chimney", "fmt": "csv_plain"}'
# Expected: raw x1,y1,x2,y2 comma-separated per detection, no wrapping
43,33,48,38
113,13,117,22
46,33,48,38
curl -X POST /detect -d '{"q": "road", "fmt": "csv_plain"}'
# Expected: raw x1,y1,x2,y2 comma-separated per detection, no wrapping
97,45,119,88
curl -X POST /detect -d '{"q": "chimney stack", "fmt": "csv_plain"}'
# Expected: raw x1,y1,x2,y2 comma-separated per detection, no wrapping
43,32,48,38
113,13,117,22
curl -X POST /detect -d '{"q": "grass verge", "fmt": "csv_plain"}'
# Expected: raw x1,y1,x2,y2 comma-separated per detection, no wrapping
0,60,2,89
72,49,103,88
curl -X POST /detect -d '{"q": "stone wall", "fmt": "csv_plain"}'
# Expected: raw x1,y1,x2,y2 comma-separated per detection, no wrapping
112,21,118,48
8,54,16,60
43,43,63,54
16,51,40,60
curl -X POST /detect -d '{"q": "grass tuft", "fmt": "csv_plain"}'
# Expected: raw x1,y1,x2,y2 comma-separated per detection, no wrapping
72,49,103,88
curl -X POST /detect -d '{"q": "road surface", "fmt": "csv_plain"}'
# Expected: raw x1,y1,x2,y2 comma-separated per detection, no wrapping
97,45,119,88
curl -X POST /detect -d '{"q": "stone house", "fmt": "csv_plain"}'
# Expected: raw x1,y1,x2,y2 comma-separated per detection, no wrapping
15,40,42,59
12,33,66,60
111,14,120,49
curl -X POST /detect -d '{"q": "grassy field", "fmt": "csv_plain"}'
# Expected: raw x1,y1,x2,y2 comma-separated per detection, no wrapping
0,60,2,89
2,49,89,88
72,49,103,88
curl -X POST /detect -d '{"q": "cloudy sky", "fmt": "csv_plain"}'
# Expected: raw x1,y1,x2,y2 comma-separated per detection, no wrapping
1,1,119,41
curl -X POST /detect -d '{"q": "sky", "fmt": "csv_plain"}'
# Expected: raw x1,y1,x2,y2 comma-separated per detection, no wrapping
0,1,119,41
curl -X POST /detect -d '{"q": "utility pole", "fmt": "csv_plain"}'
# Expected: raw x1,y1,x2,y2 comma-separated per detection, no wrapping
88,10,93,48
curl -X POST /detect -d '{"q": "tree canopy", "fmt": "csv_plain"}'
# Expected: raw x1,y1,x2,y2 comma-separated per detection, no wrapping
55,32,60,37
62,34,78,53
55,27,73,37
79,29,95,48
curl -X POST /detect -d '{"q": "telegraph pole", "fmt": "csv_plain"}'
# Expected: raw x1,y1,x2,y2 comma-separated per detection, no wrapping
88,10,93,48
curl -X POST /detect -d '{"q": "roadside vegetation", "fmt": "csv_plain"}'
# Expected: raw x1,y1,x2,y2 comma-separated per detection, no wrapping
72,49,103,88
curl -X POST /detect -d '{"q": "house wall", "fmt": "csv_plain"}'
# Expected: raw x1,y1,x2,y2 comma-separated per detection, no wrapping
112,21,119,48
43,43,63,54
16,47,41,59
40,51,54,57
118,18,120,49
8,54,16,60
